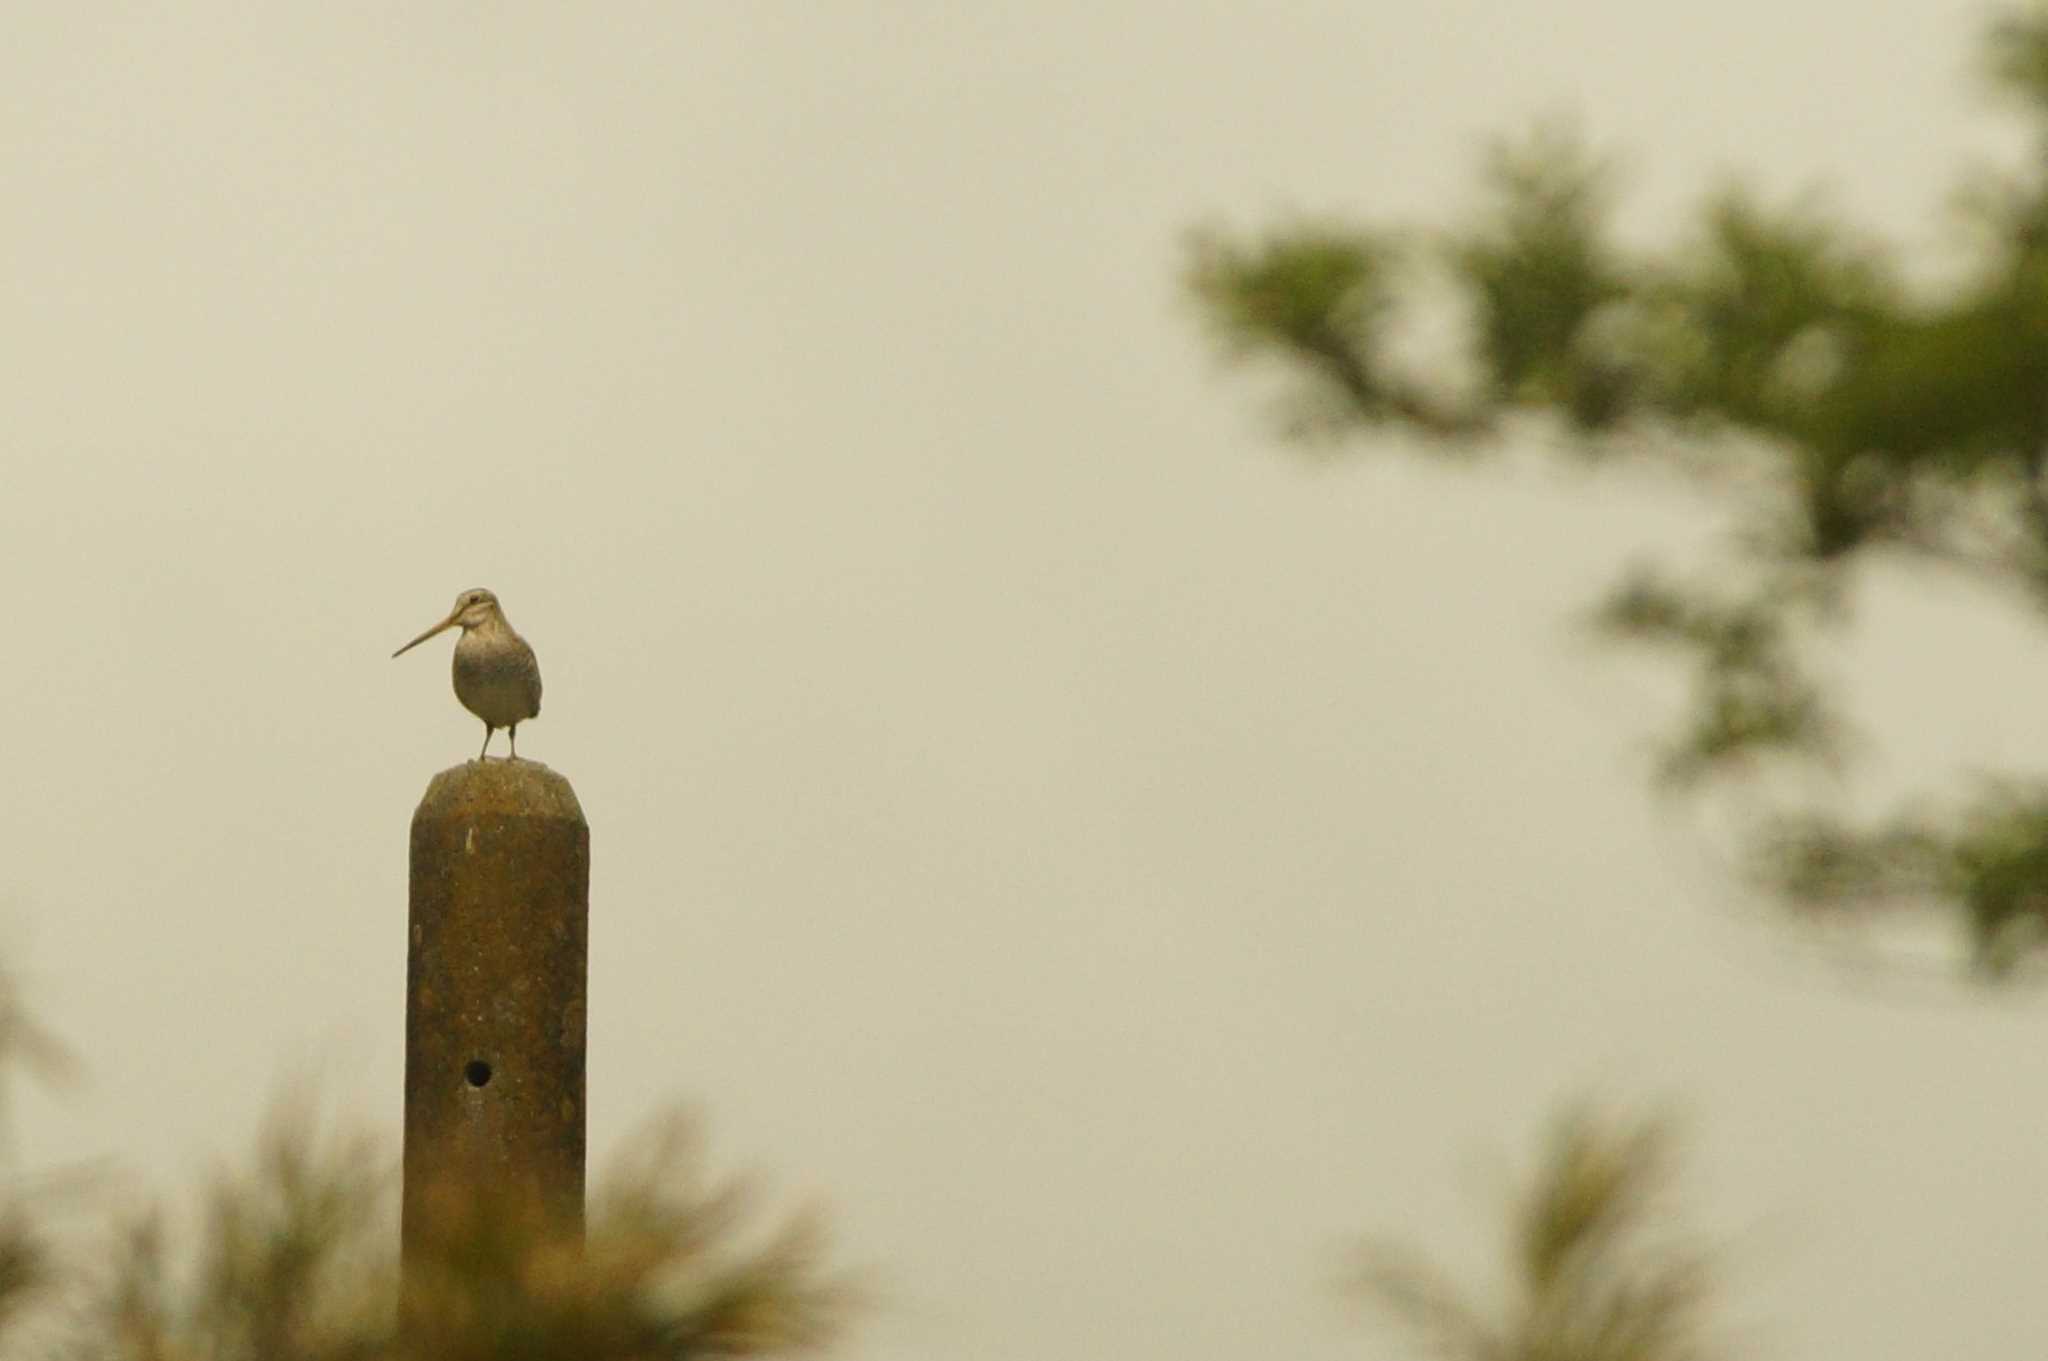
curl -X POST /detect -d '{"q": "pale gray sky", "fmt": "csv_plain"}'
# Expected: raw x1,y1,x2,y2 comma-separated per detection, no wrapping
4,3,2047,1358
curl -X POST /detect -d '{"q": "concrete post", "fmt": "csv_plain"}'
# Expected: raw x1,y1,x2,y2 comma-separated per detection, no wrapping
401,760,589,1268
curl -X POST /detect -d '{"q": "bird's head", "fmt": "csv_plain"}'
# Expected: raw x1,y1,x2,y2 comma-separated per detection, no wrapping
393,588,502,658
449,588,501,629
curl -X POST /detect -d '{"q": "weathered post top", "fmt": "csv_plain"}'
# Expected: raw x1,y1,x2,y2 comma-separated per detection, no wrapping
402,759,589,1270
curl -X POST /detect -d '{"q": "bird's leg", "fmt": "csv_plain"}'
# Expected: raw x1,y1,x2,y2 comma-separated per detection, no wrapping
508,724,520,760
479,726,495,761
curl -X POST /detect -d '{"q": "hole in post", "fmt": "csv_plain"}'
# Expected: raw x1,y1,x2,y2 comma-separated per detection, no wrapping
464,1060,493,1088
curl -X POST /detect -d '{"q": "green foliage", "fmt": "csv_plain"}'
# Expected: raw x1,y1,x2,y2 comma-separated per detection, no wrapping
0,1200,52,1351
400,1117,845,1361
1185,227,1389,374
1985,4,2048,109
1350,1105,1717,1361
1588,566,1848,786
1762,782,2048,977
0,967,853,1359
1184,226,1477,437
0,963,77,1354
60,1098,851,1361
1455,123,1629,425
1185,2,2048,974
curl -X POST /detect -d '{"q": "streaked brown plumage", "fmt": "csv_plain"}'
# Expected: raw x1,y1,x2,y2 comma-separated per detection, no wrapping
392,588,543,760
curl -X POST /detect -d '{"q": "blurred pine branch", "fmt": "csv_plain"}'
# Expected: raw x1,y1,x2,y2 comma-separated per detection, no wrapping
1185,2,2048,978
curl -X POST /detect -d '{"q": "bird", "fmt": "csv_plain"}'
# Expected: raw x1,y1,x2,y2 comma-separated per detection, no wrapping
392,588,543,761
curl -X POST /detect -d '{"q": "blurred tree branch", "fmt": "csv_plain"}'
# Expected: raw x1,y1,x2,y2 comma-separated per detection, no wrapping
0,959,855,1359
1347,1105,1718,1361
64,1098,854,1361
1185,2,2048,978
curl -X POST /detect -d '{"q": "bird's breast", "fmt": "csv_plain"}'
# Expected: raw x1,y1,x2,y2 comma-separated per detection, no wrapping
452,633,543,727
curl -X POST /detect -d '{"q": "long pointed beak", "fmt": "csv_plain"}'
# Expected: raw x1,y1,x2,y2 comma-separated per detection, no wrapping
392,613,459,659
